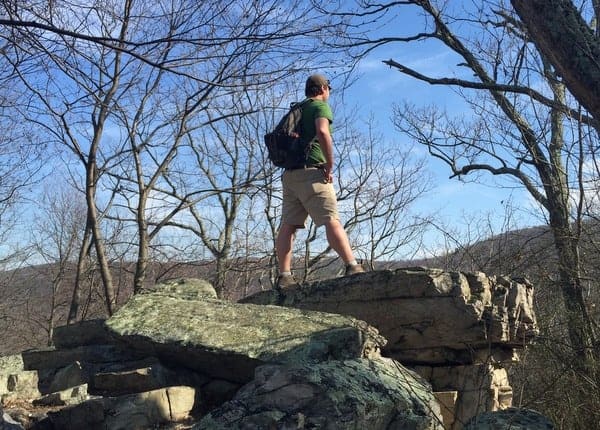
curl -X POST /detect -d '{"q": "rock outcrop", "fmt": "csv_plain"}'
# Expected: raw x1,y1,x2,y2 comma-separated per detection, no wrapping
43,386,196,430
196,358,442,429
463,407,555,429
0,271,546,429
106,281,385,382
241,267,539,428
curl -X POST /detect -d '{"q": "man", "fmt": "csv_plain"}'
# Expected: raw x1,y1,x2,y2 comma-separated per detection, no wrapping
275,73,365,289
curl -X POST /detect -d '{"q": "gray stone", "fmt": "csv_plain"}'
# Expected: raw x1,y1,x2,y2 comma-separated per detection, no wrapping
413,363,513,427
36,356,161,395
106,293,385,383
93,362,208,396
241,267,538,364
240,268,540,427
0,376,6,397
2,371,40,399
464,408,554,429
0,409,23,430
0,356,24,375
21,344,147,371
47,361,86,393
33,384,89,407
52,320,114,349
141,278,217,299
0,271,539,430
195,357,444,430
433,391,457,430
44,386,195,429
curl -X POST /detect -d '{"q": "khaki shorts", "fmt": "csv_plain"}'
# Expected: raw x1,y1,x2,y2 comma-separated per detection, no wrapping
281,167,339,228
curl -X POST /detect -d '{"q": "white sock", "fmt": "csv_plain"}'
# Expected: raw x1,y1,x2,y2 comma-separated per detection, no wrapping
280,271,292,276
347,260,358,267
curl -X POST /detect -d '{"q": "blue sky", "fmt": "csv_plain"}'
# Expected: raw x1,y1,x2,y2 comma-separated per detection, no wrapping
325,15,542,254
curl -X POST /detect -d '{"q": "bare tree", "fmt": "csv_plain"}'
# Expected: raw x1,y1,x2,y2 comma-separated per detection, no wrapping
0,0,345,307
0,0,143,317
332,116,432,269
156,93,260,298
0,38,44,250
511,0,600,129
313,0,598,372
30,185,86,344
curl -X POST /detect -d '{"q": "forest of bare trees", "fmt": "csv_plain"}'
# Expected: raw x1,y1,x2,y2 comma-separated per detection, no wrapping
1,1,599,428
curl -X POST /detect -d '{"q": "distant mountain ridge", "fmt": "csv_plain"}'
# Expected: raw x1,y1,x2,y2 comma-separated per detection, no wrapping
2,220,599,356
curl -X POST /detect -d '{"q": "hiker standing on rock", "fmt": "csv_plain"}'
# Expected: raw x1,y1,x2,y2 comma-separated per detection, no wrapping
275,74,365,290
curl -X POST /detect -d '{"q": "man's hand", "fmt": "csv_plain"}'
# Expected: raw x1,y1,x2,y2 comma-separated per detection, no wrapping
323,165,334,183
315,117,334,184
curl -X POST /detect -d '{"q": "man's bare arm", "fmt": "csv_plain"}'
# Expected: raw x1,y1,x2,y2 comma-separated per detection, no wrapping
315,117,334,183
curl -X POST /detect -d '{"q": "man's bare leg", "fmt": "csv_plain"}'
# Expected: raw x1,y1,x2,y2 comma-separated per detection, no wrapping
276,223,297,272
323,219,355,263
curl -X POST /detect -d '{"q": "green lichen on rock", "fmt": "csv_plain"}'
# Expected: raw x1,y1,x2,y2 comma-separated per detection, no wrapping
0,354,24,374
108,295,383,359
105,283,386,381
195,357,443,430
140,278,217,300
464,407,554,429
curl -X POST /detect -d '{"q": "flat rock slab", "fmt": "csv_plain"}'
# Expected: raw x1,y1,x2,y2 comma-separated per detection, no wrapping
51,279,217,350
33,384,88,407
242,267,538,364
52,319,115,349
194,357,444,430
93,363,208,396
106,293,385,383
21,344,148,371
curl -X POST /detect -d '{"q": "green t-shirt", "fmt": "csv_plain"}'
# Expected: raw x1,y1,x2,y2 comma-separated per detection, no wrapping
301,99,333,166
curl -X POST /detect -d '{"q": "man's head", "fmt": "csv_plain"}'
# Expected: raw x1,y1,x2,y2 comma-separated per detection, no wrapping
305,74,331,98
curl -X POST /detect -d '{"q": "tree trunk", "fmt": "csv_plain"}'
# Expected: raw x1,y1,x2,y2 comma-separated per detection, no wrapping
548,201,598,368
511,0,600,128
86,163,116,316
67,225,92,324
134,209,149,294
214,255,227,299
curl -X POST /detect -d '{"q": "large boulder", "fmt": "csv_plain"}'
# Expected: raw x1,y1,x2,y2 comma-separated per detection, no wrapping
0,407,23,430
195,357,444,430
241,267,538,365
241,268,539,428
39,386,195,430
0,275,540,430
464,408,554,429
105,280,386,383
0,355,41,403
52,319,115,349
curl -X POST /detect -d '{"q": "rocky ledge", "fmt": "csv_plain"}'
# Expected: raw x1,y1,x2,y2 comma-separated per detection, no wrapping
0,270,550,430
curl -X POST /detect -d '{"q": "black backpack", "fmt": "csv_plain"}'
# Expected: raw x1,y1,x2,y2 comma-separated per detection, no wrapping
264,99,313,169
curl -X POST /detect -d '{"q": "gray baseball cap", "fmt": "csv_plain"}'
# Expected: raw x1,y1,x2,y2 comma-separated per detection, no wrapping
305,74,331,94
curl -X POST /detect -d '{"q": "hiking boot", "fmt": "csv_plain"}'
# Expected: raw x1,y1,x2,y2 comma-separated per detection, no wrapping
276,274,298,290
345,264,365,276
